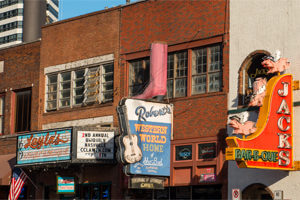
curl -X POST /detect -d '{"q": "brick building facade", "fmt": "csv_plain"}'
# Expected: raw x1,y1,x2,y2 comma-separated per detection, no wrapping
0,0,230,199
0,41,40,198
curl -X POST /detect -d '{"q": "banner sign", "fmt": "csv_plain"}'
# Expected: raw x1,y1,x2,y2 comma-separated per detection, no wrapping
17,128,72,165
129,176,165,189
226,74,293,170
117,99,173,176
57,176,75,193
76,131,114,160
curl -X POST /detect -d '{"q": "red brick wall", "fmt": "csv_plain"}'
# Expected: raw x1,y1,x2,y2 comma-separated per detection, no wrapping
0,41,41,135
120,0,227,54
120,0,229,139
0,41,40,154
40,8,121,127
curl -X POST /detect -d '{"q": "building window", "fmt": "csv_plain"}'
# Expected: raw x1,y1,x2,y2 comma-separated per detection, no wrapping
192,45,222,95
198,143,216,160
167,51,188,98
128,44,222,98
46,63,114,111
129,58,150,96
238,52,274,106
15,90,31,133
46,4,59,18
0,0,22,9
0,8,23,20
175,145,192,161
0,95,4,134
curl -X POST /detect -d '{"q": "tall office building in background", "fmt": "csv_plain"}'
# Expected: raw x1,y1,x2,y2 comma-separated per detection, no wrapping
0,0,59,49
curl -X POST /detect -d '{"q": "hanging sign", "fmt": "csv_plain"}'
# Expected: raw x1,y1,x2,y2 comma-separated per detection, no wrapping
57,176,75,193
226,74,293,170
117,98,173,176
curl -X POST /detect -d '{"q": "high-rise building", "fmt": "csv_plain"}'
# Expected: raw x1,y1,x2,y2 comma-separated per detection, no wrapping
0,0,59,49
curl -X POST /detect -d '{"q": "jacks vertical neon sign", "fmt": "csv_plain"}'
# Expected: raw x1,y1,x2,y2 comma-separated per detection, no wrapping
226,74,294,170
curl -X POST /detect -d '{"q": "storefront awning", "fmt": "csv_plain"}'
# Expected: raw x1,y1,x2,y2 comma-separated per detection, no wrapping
0,154,15,185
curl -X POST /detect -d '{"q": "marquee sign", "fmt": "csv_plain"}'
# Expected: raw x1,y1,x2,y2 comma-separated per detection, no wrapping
226,74,294,170
76,130,114,160
117,98,173,176
17,128,72,165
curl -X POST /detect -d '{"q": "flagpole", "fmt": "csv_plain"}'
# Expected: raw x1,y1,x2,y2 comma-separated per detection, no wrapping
20,168,38,190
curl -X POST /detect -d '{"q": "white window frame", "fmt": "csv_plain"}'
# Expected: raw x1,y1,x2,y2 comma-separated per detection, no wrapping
45,55,114,112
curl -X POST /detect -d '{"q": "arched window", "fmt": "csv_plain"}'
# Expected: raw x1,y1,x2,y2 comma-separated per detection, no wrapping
238,50,276,106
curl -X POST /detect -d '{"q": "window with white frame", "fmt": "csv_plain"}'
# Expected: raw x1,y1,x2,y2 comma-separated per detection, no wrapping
46,63,114,111
0,95,4,134
192,44,222,94
167,51,188,98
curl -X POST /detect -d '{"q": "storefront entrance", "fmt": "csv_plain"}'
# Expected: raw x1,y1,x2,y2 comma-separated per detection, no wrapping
242,183,273,200
45,182,111,200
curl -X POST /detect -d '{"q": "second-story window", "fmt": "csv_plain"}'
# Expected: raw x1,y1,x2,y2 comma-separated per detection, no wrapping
128,43,223,99
129,58,150,96
0,95,4,134
192,45,222,95
15,89,31,133
167,51,188,98
46,63,114,111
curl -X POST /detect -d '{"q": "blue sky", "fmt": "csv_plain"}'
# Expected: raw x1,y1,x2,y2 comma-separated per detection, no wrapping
59,0,138,20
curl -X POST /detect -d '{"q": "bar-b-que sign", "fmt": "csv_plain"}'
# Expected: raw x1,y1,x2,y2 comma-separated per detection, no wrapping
17,128,71,165
226,74,293,170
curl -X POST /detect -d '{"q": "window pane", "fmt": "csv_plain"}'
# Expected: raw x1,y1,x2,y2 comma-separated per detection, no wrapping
60,89,70,98
48,84,57,93
74,87,84,96
192,48,207,75
103,63,114,73
209,72,222,92
176,51,188,77
198,143,216,159
47,93,57,101
167,80,173,98
47,101,56,110
73,70,85,105
167,51,187,98
61,82,70,89
103,73,113,82
175,78,186,97
59,72,71,108
129,58,150,96
209,45,221,72
15,90,31,132
175,145,192,161
61,72,71,82
59,99,70,107
84,67,100,104
167,54,174,79
48,74,57,84
192,75,206,94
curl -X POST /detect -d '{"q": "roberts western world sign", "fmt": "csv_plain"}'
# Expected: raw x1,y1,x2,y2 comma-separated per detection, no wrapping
17,128,72,165
117,99,173,176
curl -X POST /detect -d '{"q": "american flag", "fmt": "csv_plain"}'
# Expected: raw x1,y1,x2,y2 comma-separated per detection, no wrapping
8,168,27,200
